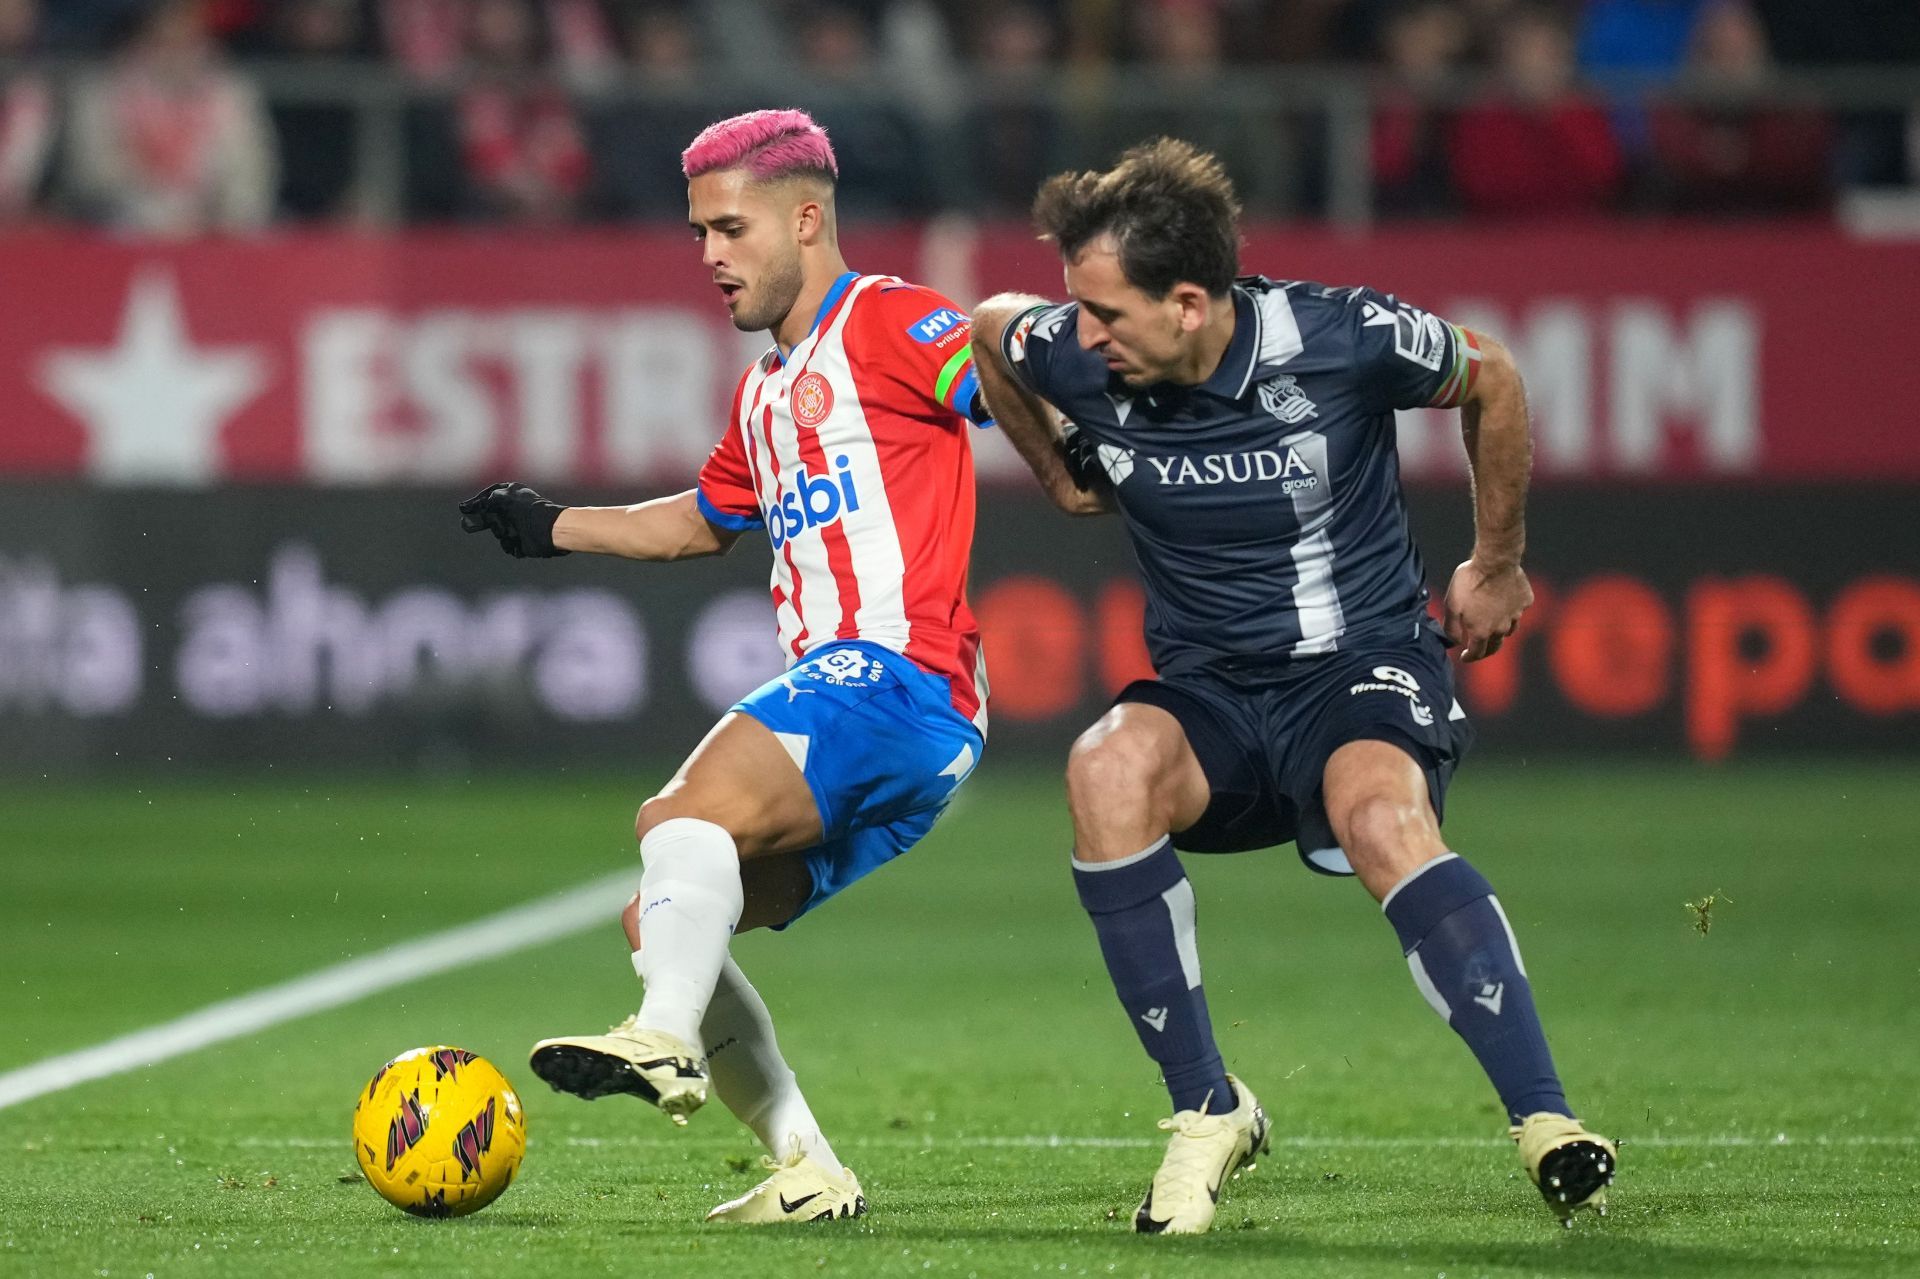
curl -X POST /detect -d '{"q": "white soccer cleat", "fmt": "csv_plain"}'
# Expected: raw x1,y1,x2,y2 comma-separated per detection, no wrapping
1133,1074,1271,1234
528,1018,708,1125
705,1149,867,1224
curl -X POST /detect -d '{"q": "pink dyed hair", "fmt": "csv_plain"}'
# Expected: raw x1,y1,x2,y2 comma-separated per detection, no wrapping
681,109,839,182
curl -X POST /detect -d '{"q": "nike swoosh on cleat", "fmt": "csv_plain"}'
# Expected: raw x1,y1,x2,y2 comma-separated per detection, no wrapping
635,1056,704,1077
1133,1190,1171,1234
779,1191,822,1214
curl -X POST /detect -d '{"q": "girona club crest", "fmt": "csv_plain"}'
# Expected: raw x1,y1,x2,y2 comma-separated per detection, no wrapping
791,372,833,428
452,1095,497,1182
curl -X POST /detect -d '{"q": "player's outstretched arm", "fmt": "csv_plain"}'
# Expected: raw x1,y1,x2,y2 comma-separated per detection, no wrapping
1442,335,1533,662
460,484,740,561
555,489,743,560
970,294,1112,517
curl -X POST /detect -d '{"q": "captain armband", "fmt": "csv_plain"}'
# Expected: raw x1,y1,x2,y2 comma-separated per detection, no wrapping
1428,325,1484,408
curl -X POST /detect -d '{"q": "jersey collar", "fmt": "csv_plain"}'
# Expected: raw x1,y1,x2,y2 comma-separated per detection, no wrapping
1197,284,1262,401
775,270,860,365
812,270,859,337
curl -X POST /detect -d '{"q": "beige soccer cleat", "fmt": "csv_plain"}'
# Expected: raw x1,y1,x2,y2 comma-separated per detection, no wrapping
1511,1112,1618,1226
528,1017,709,1125
705,1149,867,1224
1133,1074,1271,1235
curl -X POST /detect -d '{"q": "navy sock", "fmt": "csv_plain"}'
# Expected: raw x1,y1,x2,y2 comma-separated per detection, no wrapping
1383,854,1570,1124
1073,839,1233,1115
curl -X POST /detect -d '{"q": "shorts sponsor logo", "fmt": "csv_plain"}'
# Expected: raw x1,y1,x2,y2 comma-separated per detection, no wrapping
1349,665,1434,725
791,372,834,427
1373,666,1421,693
805,648,886,687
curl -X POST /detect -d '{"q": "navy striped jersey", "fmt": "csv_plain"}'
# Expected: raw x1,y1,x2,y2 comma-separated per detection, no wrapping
1003,276,1482,677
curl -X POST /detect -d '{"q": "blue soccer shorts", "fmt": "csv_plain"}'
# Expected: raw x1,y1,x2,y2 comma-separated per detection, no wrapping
733,640,985,925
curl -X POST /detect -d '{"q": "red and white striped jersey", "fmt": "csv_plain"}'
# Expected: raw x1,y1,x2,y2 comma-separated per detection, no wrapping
696,272,988,730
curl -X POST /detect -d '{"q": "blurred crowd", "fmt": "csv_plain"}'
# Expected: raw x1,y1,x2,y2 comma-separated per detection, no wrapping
0,0,1916,234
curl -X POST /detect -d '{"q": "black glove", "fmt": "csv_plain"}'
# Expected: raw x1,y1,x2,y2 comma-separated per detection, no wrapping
1060,419,1106,492
458,482,570,558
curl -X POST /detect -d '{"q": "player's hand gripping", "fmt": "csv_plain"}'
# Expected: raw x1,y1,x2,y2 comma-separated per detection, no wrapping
1442,557,1532,662
459,482,571,558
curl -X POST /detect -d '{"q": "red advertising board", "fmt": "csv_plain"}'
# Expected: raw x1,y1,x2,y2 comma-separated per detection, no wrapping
0,223,1914,485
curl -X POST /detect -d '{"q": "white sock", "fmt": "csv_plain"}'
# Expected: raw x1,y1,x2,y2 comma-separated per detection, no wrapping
631,817,744,1046
702,955,840,1170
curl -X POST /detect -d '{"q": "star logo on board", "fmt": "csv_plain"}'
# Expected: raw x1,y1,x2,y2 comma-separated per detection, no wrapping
37,268,270,484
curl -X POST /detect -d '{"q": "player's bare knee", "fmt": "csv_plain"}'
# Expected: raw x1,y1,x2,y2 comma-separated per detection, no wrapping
1066,728,1169,843
1067,729,1153,812
1339,793,1427,865
634,793,687,844
619,892,644,949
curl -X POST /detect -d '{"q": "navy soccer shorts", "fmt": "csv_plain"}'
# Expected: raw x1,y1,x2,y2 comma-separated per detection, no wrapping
1115,627,1474,875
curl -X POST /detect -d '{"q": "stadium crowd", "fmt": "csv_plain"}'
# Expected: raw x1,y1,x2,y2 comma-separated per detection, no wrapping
0,0,1914,232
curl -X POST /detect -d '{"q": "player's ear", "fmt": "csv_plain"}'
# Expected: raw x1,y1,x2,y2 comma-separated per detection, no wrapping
1172,282,1211,334
794,189,833,246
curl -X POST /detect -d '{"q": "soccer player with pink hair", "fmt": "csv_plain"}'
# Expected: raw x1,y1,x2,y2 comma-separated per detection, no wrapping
459,108,993,1224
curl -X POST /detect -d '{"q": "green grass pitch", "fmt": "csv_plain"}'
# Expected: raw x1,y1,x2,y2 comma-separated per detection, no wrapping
1,762,1915,1277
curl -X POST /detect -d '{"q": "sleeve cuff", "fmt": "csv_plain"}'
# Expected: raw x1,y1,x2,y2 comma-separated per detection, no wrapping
1001,304,1051,396
696,489,764,531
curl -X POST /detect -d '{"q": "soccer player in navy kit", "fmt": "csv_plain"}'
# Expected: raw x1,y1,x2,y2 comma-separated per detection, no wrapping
971,139,1616,1235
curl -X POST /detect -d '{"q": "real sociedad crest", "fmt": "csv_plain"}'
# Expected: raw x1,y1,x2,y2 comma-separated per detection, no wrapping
1258,375,1317,425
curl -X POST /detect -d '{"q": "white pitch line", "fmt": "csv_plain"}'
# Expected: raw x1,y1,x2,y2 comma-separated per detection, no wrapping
0,869,639,1112
220,1132,1917,1152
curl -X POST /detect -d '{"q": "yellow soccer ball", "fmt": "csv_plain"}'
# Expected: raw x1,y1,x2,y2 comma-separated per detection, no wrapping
351,1046,527,1218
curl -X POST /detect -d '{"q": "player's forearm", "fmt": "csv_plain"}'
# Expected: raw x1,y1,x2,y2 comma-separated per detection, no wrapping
983,381,1108,516
969,305,1110,517
1460,337,1530,568
553,490,734,561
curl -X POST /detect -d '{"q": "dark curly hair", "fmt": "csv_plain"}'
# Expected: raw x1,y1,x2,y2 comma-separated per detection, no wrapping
1030,138,1242,299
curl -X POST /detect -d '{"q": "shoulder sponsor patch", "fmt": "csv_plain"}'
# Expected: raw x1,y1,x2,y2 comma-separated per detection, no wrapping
907,307,966,344
1392,305,1447,372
